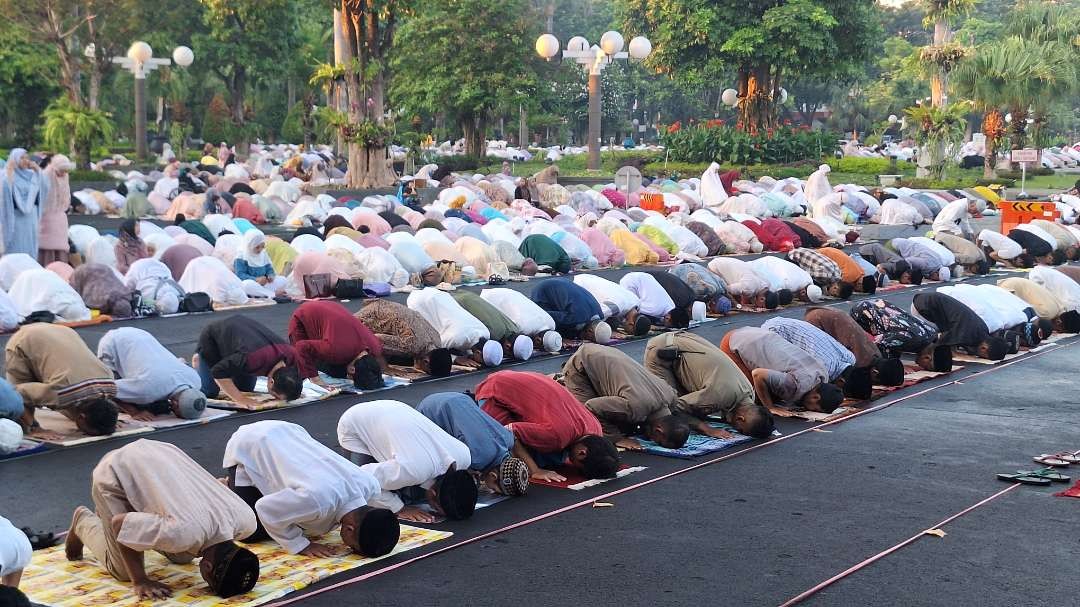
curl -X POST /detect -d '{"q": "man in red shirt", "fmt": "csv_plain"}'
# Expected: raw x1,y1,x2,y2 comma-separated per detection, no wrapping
476,370,619,482
288,301,385,390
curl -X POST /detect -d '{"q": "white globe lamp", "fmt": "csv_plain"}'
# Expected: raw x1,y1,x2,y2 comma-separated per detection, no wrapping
600,31,625,55
127,41,153,64
628,36,652,60
172,46,194,68
535,34,560,59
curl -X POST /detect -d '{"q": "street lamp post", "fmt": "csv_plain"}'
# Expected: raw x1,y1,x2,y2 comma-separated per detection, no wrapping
536,31,651,171
112,42,194,162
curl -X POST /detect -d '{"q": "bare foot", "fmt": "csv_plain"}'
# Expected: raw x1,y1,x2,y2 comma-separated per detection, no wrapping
65,507,88,560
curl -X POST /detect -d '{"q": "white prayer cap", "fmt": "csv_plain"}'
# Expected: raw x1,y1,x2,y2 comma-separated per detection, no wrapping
807,285,824,303
937,266,951,281
0,419,22,455
751,241,764,254
482,340,504,367
542,330,563,353
512,335,534,361
953,266,965,279
819,164,831,173
691,301,706,322
174,387,207,420
592,321,612,344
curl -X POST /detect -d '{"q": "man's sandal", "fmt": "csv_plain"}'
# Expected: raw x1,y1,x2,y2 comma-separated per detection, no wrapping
998,468,1071,484
1034,454,1073,467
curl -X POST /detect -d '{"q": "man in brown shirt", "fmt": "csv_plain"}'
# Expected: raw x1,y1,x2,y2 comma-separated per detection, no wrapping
644,332,774,439
804,307,905,386
4,323,118,436
561,344,689,451
65,440,259,600
355,299,452,376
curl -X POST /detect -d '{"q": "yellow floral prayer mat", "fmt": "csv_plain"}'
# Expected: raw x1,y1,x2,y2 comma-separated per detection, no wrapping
22,525,451,607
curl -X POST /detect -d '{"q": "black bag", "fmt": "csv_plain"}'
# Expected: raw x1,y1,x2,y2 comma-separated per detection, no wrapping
179,292,213,313
333,278,365,299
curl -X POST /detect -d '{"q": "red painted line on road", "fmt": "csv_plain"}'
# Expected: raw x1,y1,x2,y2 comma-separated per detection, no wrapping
776,483,1022,607
262,341,1072,606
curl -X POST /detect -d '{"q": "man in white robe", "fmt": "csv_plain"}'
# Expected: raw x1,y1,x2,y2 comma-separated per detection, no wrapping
0,515,31,591
406,289,500,368
573,274,650,335
747,256,818,303
178,257,247,306
708,257,778,309
97,328,206,420
337,401,477,524
222,421,399,558
931,198,977,238
1031,266,1080,312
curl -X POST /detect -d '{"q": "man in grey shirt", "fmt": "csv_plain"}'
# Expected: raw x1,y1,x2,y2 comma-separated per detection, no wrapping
721,327,844,413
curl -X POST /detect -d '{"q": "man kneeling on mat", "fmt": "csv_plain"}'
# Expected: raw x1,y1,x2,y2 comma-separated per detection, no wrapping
337,400,479,524
644,332,775,439
224,421,399,558
803,308,905,387
721,327,844,413
417,392,531,498
66,440,260,600
560,344,690,451
476,370,621,482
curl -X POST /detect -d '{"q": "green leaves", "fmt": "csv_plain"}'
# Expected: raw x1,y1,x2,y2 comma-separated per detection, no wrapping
660,122,833,164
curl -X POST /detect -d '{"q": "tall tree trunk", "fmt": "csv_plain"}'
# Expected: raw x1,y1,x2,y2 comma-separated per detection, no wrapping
930,19,948,108
463,116,486,158
230,68,249,156
87,67,102,111
340,0,396,189
736,65,777,134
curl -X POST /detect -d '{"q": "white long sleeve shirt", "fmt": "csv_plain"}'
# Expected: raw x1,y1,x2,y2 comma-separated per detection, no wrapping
223,421,381,554
932,199,973,236
407,288,489,350
479,288,557,334
337,401,471,514
937,284,1026,332
0,516,31,577
708,257,769,297
619,272,676,318
747,256,813,293
977,230,1022,260
574,274,641,317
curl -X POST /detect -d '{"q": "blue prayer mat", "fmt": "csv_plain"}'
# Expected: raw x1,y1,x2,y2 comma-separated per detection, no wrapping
637,422,753,460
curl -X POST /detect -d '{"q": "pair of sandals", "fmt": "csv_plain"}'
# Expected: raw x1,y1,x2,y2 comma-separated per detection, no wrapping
997,451,1080,485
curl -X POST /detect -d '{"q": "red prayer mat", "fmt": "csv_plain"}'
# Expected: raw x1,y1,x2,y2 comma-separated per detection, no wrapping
1055,480,1080,498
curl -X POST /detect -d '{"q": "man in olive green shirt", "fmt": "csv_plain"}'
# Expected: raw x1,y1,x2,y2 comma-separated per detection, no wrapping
451,290,534,361
560,344,689,451
644,332,774,439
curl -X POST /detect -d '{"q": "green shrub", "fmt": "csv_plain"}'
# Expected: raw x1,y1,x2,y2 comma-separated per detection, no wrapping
201,94,233,145
827,157,915,175
660,124,836,165
995,167,1053,179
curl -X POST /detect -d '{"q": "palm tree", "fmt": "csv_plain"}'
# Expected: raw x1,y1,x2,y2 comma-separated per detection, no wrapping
953,38,1040,178
41,97,115,169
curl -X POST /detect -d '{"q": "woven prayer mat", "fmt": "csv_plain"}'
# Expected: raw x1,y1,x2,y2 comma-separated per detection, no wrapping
22,525,452,607
0,439,48,460
29,409,153,447
212,299,278,312
637,422,752,460
208,378,340,411
529,464,648,491
118,408,234,429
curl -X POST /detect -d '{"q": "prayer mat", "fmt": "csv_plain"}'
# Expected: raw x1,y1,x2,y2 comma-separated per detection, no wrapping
767,405,861,423
953,344,1057,365
384,364,477,383
876,283,914,293
1054,480,1080,499
0,439,48,460
417,493,511,522
56,315,113,329
313,372,410,394
868,364,965,398
118,408,234,429
212,299,278,312
29,409,152,447
21,525,452,607
529,465,648,491
207,378,340,411
637,422,752,459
